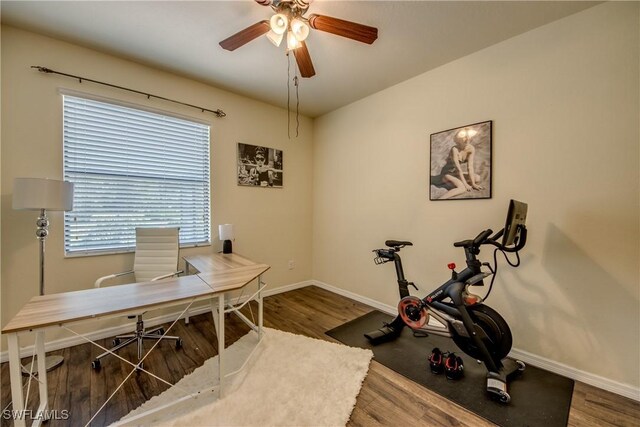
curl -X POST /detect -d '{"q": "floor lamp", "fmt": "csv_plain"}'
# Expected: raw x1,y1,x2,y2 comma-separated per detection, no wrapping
13,177,74,374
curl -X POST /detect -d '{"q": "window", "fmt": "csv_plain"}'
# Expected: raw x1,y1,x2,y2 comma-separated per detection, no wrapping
62,94,211,255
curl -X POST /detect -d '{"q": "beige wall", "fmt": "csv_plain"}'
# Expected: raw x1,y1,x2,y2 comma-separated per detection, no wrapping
312,2,639,388
2,1,638,393
1,26,313,347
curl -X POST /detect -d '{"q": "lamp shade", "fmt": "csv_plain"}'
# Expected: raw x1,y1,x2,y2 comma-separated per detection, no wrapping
219,224,234,241
270,13,288,35
266,30,284,47
287,31,301,50
290,18,309,42
13,178,74,211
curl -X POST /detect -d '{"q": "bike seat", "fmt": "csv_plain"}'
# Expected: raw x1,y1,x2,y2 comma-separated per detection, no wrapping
385,240,413,248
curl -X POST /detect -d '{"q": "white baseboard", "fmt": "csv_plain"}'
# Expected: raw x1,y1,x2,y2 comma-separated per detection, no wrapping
262,280,314,297
508,347,640,402
2,279,638,402
312,280,397,315
311,279,640,402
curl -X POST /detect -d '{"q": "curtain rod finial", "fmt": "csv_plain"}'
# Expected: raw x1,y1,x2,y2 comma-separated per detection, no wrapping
31,66,53,73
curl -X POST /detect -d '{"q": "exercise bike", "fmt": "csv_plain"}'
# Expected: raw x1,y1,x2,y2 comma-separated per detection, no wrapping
364,200,528,403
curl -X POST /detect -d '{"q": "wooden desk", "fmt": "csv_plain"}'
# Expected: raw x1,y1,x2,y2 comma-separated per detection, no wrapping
183,252,262,274
2,252,269,427
182,253,269,339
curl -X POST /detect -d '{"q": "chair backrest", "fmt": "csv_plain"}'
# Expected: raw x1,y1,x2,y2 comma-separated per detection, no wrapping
133,227,180,282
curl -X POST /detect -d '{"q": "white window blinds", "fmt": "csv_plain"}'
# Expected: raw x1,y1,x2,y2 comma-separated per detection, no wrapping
63,94,211,255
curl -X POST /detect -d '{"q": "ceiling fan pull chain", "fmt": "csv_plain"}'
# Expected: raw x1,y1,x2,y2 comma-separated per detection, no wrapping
294,75,300,138
287,52,291,139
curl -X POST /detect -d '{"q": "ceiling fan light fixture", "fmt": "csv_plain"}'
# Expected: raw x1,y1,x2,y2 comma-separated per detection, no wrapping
286,30,301,50
266,30,284,46
220,1,378,79
290,18,310,42
294,0,312,9
270,13,288,35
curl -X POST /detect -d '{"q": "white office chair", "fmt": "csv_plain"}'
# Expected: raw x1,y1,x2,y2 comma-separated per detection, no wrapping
91,227,183,370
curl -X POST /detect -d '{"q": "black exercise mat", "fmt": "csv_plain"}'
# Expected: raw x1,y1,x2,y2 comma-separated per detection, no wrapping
327,310,574,427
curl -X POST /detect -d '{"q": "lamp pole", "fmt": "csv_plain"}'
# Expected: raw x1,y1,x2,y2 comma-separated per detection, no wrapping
37,209,48,296
22,208,65,374
13,178,74,375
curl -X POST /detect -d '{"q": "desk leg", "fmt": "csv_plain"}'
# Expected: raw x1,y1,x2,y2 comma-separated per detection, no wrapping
211,296,225,398
184,263,191,324
8,333,26,427
258,275,264,338
218,295,225,397
35,331,49,420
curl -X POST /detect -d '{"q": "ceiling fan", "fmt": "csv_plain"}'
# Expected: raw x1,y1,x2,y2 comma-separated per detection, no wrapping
219,0,378,78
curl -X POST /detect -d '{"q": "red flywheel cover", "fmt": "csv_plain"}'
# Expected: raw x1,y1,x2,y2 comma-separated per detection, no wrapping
398,296,429,329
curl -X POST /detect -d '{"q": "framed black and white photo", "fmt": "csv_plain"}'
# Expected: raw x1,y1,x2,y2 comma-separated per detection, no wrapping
429,120,492,201
237,143,283,188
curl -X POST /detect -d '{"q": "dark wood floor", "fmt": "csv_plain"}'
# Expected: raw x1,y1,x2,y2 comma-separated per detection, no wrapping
1,286,638,426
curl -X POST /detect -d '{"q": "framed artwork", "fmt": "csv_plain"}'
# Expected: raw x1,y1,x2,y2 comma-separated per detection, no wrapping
429,120,492,201
237,143,283,188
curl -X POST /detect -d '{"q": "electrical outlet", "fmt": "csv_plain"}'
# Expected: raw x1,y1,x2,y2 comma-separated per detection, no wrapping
288,260,295,270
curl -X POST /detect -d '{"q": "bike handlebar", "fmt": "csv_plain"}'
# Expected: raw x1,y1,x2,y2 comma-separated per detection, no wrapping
376,248,394,258
373,248,397,265
453,225,527,253
473,229,494,246
453,228,493,249
375,225,527,265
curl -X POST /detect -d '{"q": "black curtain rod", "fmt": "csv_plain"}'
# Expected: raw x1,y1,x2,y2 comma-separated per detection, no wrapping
31,65,226,118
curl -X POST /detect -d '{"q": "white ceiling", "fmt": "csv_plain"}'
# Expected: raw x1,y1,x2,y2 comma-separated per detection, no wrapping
1,1,599,118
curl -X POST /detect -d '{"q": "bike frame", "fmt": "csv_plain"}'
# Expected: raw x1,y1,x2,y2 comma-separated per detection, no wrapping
378,226,527,372
390,243,502,372
369,224,528,403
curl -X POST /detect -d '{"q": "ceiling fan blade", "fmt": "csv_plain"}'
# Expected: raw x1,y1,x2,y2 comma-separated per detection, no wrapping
293,41,316,78
219,20,270,51
307,14,378,45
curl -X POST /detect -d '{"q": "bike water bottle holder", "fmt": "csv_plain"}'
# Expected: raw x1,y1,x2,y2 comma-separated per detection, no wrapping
374,256,390,265
373,249,393,265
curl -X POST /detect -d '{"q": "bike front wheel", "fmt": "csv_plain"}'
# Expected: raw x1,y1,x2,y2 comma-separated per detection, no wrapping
452,304,512,363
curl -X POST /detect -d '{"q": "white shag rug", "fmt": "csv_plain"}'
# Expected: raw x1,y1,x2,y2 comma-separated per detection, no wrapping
117,328,373,426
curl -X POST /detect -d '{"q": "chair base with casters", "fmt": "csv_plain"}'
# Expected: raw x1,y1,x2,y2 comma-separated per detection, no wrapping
92,227,184,370
91,314,183,370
